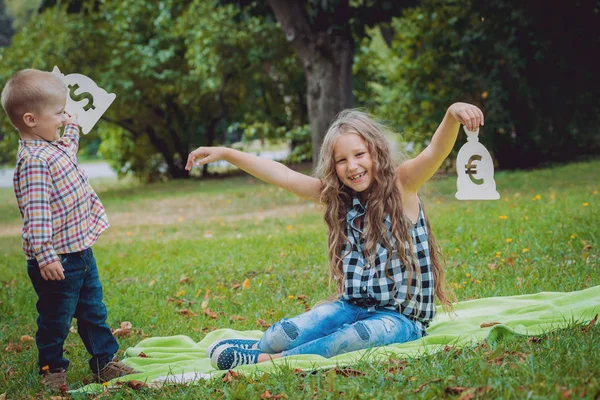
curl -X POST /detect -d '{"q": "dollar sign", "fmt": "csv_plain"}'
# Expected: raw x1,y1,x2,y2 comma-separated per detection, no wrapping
465,155,484,185
68,83,96,111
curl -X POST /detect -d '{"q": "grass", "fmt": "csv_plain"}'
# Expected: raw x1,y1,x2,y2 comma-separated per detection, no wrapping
0,159,598,399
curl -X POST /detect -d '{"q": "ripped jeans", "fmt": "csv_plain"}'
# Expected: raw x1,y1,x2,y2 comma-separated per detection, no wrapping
256,300,422,358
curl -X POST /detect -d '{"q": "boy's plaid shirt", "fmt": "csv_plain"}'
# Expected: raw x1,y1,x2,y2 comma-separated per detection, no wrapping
13,124,109,268
341,195,436,334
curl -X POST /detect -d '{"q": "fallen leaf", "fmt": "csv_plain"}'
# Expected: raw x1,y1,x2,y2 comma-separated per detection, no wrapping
242,278,251,289
230,315,246,322
488,263,497,270
20,335,34,343
125,380,147,390
582,314,598,333
137,352,149,358
445,386,467,395
232,283,241,290
414,378,442,393
203,308,218,319
458,386,493,400
583,244,592,251
293,368,307,378
528,336,543,344
480,321,502,328
201,289,211,309
179,275,191,284
167,296,186,305
222,370,241,382
177,308,198,317
330,367,364,377
113,321,133,337
4,341,22,353
257,318,271,329
506,257,514,266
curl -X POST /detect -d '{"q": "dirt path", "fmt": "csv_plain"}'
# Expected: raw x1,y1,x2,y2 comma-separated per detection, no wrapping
0,202,321,238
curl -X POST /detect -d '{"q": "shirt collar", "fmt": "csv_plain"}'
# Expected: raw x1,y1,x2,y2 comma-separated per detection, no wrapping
347,192,367,225
19,138,52,147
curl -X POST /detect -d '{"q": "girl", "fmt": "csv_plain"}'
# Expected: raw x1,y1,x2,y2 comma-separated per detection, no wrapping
185,103,484,370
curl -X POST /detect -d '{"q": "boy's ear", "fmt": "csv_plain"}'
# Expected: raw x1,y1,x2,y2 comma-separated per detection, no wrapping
22,113,36,128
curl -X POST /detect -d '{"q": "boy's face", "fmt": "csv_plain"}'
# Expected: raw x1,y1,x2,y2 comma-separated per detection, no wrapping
27,97,67,142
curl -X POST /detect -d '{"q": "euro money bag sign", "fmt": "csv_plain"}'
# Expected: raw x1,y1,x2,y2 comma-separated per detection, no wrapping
455,127,500,200
52,66,116,135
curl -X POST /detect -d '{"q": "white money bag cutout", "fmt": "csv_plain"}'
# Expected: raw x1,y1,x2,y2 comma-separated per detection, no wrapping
455,127,500,200
51,66,116,135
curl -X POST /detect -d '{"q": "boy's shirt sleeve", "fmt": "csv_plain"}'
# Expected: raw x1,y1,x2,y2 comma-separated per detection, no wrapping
59,123,81,155
18,156,59,267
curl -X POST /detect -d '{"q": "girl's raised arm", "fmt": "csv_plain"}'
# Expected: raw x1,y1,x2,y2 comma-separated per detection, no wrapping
185,147,322,202
397,102,484,193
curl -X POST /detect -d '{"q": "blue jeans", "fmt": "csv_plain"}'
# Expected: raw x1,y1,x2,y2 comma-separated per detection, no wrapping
257,300,422,358
27,248,118,373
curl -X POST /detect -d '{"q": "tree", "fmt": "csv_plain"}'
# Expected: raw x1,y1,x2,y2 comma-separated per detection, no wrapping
230,0,417,166
358,0,600,169
0,0,14,48
0,0,305,180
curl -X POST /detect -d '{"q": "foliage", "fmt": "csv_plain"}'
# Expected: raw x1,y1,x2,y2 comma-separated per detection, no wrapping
0,160,598,397
356,0,600,169
0,0,304,180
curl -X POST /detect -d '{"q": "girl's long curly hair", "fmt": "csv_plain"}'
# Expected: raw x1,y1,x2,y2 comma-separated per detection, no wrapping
315,109,454,312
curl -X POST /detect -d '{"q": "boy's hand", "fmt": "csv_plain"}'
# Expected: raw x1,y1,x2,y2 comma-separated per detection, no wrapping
185,147,226,171
64,112,80,127
448,102,484,132
40,261,65,281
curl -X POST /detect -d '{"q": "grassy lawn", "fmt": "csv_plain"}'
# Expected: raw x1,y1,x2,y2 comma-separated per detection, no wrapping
0,160,598,399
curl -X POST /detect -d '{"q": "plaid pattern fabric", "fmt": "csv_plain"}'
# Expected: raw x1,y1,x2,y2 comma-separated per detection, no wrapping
13,124,109,267
341,195,436,334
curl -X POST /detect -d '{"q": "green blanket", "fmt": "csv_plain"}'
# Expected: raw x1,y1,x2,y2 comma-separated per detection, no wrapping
74,286,600,394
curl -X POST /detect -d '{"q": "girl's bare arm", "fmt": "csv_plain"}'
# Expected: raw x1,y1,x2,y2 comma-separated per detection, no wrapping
186,147,322,202
397,102,484,194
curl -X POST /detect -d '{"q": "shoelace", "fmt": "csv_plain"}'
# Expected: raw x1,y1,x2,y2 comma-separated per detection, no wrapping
232,349,257,368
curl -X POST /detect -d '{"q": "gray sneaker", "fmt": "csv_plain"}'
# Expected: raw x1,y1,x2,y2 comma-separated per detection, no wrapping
41,368,67,392
94,356,137,382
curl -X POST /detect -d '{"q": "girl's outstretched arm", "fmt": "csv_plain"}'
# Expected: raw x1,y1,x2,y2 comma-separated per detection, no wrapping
398,102,484,193
185,147,322,202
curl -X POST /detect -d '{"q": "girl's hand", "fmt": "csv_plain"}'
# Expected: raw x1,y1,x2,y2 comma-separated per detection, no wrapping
448,102,484,132
185,147,226,171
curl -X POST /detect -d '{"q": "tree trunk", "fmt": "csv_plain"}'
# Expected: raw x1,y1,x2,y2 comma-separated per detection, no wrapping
0,0,14,48
267,0,354,169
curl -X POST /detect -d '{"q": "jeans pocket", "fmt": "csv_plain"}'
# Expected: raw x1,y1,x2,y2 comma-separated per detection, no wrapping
59,254,69,265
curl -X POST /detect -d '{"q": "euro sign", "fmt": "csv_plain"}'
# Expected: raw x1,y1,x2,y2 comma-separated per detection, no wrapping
465,155,484,185
68,83,96,111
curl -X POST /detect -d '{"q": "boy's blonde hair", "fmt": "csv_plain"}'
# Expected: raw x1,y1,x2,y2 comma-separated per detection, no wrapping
1,69,67,129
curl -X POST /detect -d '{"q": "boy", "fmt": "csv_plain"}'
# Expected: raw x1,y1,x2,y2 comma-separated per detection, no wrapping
1,69,135,391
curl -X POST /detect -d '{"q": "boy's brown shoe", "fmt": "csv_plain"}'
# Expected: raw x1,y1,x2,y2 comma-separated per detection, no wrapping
94,356,137,382
41,368,67,392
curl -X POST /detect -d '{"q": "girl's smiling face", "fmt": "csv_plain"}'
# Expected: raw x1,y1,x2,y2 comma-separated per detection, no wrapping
333,133,374,199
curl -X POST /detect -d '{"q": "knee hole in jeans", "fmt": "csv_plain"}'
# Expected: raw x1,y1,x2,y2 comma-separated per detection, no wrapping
354,322,370,341
282,321,299,340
